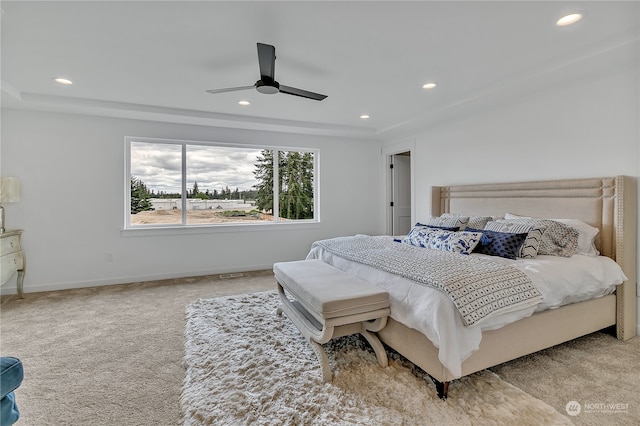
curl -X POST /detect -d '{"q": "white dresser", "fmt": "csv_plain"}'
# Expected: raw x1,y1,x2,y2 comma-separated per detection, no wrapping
0,230,25,298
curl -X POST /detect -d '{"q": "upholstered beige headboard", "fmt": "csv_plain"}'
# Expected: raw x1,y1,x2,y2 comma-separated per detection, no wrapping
431,176,637,340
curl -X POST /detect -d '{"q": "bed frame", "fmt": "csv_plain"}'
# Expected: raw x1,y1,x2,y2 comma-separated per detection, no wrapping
376,176,637,399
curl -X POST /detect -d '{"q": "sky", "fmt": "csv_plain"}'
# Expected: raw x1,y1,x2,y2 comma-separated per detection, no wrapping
130,142,264,194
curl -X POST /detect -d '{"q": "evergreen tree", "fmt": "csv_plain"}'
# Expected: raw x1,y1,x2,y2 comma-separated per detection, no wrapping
253,149,275,213
253,150,314,219
131,176,154,214
300,152,315,218
280,151,302,219
241,189,257,200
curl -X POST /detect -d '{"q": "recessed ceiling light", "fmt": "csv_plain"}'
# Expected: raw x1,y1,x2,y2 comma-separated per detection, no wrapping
422,82,437,90
556,13,582,27
360,114,370,120
53,77,73,85
238,100,250,106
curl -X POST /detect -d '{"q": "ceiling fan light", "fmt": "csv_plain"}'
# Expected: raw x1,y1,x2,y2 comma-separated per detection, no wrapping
556,13,582,26
53,77,73,85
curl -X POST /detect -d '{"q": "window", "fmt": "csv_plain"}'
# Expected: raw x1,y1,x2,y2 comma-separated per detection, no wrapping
125,137,318,229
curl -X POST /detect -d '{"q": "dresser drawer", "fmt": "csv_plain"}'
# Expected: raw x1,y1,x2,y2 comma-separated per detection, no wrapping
0,235,22,255
0,250,23,283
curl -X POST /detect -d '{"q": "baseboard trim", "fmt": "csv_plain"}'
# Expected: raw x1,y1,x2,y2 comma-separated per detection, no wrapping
0,264,276,295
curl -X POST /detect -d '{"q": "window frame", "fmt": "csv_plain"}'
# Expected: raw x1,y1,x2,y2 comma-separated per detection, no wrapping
123,136,320,235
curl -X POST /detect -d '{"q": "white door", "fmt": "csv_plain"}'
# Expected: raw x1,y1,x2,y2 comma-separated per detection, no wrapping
391,154,411,235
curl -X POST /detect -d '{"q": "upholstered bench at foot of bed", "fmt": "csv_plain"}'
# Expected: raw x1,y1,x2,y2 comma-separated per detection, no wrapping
273,259,391,382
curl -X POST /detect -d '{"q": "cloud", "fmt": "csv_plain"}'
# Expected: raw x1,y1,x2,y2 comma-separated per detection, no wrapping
131,142,264,194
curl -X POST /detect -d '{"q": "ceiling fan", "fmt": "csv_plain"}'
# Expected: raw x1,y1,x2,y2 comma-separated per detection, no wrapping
206,43,327,101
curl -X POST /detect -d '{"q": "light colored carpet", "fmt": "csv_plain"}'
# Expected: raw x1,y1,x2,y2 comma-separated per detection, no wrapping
182,291,571,425
490,331,640,426
1,271,638,425
0,271,276,425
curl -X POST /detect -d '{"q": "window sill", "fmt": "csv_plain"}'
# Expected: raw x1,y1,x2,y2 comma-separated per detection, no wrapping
120,220,321,237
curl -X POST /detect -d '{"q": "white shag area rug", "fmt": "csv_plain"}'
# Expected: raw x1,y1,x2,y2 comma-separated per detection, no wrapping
182,291,572,425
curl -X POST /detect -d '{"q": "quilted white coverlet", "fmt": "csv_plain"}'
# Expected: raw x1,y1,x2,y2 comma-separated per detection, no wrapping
311,235,543,327
307,235,625,378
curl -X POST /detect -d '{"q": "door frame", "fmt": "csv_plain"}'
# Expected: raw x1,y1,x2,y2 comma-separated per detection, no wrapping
382,140,415,235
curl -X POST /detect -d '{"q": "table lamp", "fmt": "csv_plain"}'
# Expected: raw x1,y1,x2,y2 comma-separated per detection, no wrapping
0,177,21,233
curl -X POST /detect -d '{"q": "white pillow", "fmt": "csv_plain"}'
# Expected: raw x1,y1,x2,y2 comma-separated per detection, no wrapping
504,213,599,256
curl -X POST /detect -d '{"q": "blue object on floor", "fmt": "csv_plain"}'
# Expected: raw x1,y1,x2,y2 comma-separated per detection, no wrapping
1,357,23,425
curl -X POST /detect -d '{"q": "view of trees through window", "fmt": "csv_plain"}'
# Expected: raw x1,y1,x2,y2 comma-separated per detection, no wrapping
127,139,316,227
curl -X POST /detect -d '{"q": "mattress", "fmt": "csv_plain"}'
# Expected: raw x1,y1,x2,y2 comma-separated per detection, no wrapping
306,235,627,378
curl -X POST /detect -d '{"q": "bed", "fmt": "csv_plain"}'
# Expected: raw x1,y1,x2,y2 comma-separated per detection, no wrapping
307,176,636,399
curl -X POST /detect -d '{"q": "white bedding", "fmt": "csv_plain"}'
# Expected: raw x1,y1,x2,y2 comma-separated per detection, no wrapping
306,236,627,378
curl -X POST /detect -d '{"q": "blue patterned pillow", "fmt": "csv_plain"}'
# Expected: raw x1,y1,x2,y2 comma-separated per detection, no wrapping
466,228,528,260
484,221,547,259
404,228,482,255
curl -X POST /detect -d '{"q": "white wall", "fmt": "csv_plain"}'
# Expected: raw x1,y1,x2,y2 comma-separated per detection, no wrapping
383,62,640,333
2,49,637,334
0,110,382,293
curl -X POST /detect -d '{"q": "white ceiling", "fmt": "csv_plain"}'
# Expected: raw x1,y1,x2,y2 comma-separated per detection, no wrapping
1,1,638,139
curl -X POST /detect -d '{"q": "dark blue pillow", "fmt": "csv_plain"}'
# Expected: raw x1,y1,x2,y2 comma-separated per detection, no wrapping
466,227,528,260
415,223,459,231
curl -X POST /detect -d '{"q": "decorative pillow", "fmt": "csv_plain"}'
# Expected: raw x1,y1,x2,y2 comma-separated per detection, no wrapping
403,228,482,255
503,213,529,220
498,218,579,257
403,226,443,248
554,219,599,256
503,213,528,220
415,223,459,231
466,227,528,260
403,225,433,246
420,216,470,231
505,213,599,256
440,213,493,230
484,221,546,259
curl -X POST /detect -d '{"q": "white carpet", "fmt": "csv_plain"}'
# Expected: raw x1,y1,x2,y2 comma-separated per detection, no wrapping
182,291,572,425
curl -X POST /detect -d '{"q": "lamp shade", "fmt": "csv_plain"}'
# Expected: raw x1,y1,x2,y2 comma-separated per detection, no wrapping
0,177,21,203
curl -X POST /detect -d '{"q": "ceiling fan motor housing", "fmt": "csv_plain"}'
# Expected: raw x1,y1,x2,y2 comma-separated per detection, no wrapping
256,79,280,94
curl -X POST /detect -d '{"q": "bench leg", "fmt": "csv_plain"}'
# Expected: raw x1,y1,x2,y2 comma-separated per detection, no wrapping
276,293,334,382
361,328,388,368
309,339,333,383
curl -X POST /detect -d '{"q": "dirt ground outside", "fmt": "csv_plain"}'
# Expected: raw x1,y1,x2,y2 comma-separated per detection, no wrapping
130,209,274,225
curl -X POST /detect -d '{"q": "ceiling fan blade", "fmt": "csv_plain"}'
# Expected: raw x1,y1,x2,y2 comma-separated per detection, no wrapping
205,85,255,94
257,43,276,82
279,84,327,101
